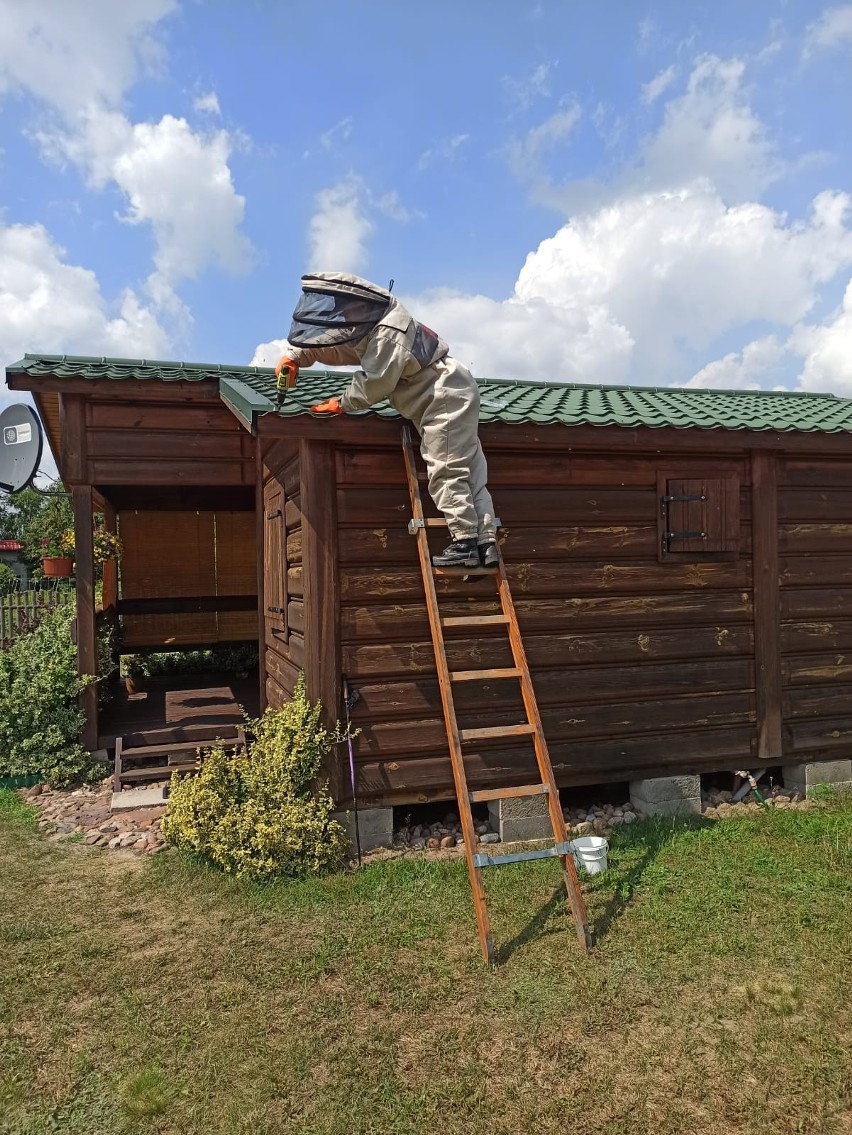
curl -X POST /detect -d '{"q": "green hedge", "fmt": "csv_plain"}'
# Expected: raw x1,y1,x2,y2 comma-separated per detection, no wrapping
0,602,101,787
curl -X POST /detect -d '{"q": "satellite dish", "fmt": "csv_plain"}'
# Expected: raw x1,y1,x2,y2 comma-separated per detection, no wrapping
0,404,44,494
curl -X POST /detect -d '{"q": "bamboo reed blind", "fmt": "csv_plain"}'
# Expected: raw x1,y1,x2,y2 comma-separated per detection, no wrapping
119,510,256,647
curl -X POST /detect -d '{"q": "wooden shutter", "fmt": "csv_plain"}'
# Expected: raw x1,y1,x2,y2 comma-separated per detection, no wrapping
263,479,287,639
658,473,739,560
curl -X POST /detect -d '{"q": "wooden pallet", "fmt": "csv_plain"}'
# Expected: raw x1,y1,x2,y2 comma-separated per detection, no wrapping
114,726,247,790
401,424,592,964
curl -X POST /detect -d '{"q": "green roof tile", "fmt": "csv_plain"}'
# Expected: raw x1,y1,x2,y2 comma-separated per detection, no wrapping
8,353,852,435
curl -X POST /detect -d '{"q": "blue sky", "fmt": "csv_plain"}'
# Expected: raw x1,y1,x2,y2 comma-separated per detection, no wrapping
2,0,852,413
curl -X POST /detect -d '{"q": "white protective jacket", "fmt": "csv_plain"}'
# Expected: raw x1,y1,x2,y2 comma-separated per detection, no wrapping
284,272,496,543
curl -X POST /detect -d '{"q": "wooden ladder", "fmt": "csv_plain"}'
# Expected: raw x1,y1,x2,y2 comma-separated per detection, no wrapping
401,426,592,964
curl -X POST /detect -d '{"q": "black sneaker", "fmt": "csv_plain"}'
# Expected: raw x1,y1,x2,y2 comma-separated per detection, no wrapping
478,541,499,568
432,538,480,568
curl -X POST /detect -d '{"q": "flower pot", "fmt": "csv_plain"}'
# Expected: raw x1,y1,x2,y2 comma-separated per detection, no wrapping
42,556,74,578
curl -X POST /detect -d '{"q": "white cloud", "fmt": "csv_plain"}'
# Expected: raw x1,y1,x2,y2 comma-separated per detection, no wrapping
505,104,582,183
0,0,176,114
375,190,424,224
250,49,852,398
685,336,784,389
0,0,253,318
503,62,552,111
790,278,852,393
193,91,221,116
638,56,779,201
642,65,677,105
308,177,373,274
523,55,782,215
803,5,852,57
417,133,469,171
320,116,353,150
250,338,288,368
405,184,852,385
0,220,170,397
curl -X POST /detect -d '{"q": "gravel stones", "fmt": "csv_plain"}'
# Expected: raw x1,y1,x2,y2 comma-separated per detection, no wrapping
17,776,168,858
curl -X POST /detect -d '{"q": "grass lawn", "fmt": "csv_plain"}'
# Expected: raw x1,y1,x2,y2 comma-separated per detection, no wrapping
1,789,850,1135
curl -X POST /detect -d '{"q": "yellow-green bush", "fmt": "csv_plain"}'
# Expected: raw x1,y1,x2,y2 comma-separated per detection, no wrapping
162,676,348,878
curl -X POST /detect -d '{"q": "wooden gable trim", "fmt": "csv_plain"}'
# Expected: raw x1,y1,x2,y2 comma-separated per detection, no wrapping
256,411,852,456
6,373,221,403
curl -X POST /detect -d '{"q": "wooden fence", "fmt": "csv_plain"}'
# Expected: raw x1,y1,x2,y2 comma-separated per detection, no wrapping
0,586,75,650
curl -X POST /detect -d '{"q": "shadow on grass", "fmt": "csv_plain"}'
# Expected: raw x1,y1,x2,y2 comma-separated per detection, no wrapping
494,814,718,962
494,885,566,965
592,814,716,945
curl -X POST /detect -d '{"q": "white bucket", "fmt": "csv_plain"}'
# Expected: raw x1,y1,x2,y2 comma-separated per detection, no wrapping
569,836,609,875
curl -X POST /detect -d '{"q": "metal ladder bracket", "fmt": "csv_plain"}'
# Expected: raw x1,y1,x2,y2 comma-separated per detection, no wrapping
473,842,574,869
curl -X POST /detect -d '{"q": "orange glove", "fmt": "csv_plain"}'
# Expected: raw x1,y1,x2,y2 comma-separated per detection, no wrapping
274,356,298,389
310,397,343,415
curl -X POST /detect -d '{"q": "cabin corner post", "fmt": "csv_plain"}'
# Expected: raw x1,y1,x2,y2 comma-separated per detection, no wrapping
751,449,782,761
72,484,99,751
299,438,344,800
255,436,268,713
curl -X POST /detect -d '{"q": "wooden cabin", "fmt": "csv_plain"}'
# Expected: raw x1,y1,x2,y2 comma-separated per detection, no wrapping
7,352,852,807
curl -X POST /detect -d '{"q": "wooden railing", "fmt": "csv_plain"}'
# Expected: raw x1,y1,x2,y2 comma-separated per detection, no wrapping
0,585,75,650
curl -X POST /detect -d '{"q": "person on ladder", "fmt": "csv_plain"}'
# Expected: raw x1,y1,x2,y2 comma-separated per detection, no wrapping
274,271,499,568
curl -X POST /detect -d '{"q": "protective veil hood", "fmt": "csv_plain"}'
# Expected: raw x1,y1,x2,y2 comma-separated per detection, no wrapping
288,272,394,348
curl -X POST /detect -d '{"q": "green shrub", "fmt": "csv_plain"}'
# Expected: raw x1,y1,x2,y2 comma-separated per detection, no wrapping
0,602,99,787
0,564,18,596
163,675,349,879
120,643,258,680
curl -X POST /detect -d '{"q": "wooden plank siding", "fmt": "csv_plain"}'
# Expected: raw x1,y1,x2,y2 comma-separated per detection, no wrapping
779,457,852,761
337,445,758,806
260,440,303,713
84,397,255,486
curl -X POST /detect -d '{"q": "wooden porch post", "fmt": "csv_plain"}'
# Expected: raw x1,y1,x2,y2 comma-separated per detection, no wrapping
751,450,782,761
299,438,343,800
72,484,99,751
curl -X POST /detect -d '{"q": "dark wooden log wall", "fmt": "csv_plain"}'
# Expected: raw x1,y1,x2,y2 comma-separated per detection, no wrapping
261,440,303,710
779,457,852,761
336,446,757,806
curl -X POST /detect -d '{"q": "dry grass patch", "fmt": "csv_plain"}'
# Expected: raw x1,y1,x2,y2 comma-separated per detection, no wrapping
1,787,850,1135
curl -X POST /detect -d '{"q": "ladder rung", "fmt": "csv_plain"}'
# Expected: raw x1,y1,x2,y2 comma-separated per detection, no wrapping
458,723,535,742
432,566,497,577
469,783,549,803
474,842,573,868
451,667,522,683
440,614,509,628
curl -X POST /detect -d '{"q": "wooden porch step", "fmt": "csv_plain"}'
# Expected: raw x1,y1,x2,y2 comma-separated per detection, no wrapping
120,733,245,761
114,727,246,791
121,762,201,782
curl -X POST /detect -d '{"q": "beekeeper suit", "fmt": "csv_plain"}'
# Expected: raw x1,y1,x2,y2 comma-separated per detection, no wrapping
275,272,498,568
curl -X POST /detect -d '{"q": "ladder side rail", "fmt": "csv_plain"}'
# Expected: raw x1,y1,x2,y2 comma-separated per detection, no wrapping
494,546,591,950
401,426,495,963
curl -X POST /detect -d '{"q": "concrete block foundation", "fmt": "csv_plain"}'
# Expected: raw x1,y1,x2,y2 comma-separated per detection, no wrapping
783,759,852,797
487,792,551,842
629,774,702,817
333,806,393,853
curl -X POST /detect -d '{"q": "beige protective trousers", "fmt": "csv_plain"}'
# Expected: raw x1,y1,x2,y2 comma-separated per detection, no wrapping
401,356,496,543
